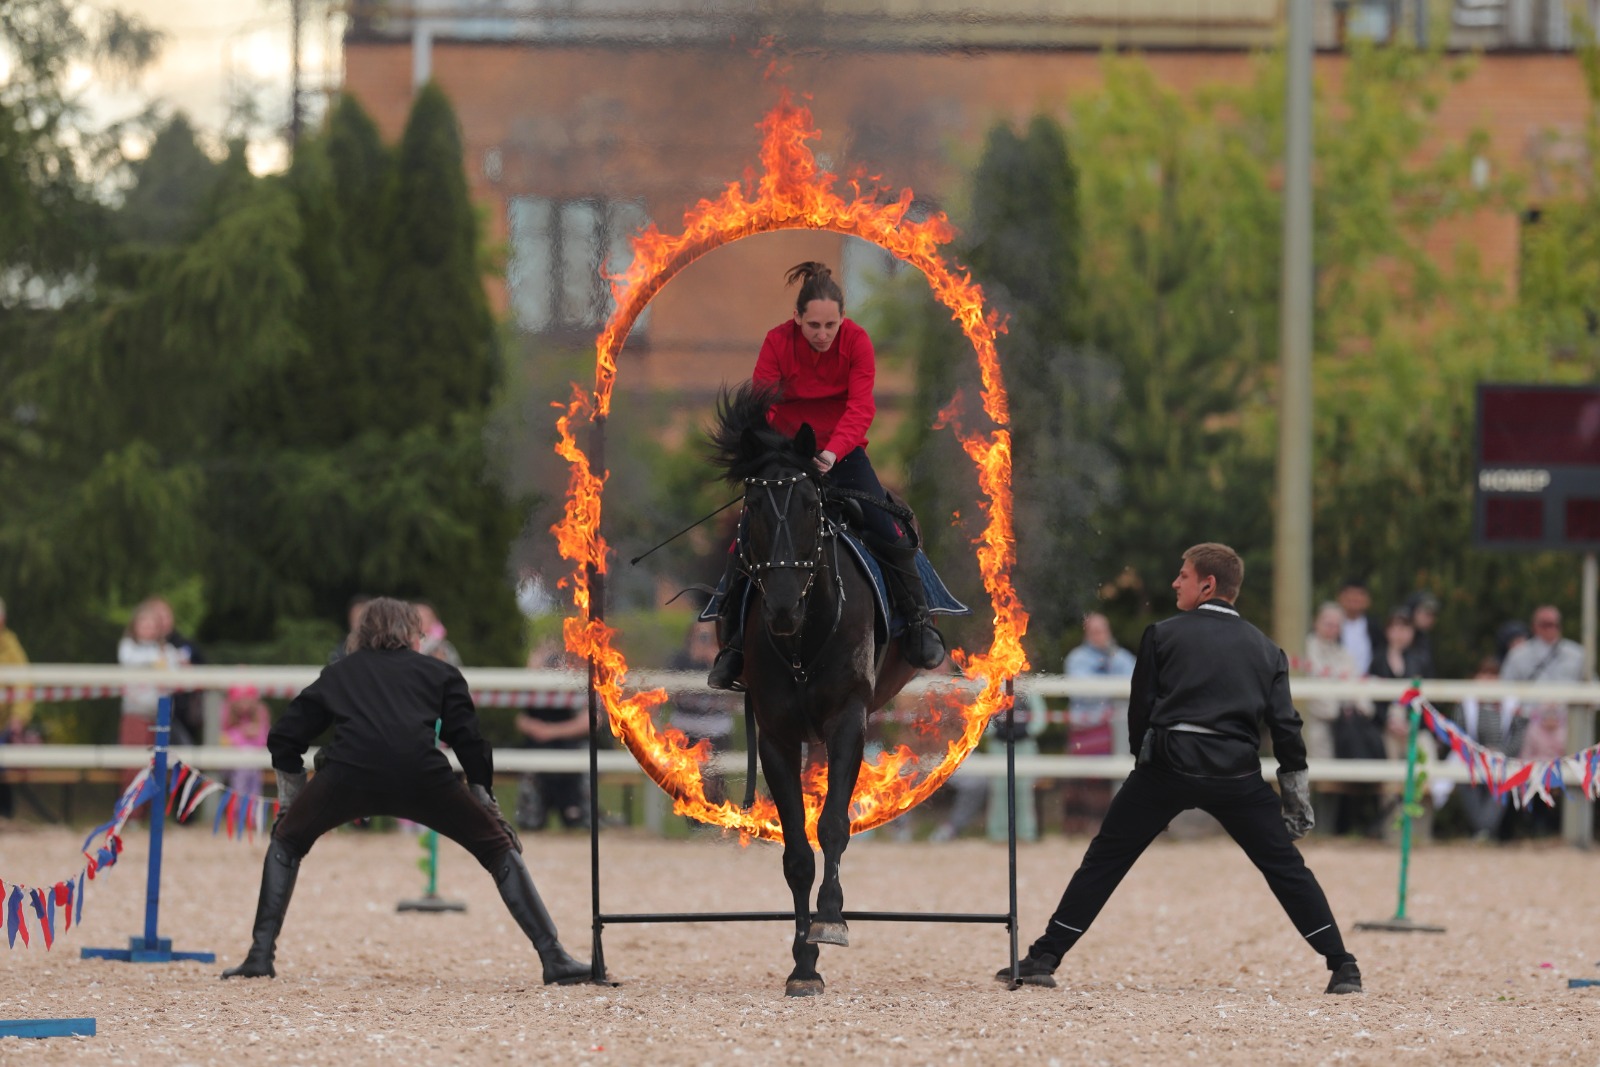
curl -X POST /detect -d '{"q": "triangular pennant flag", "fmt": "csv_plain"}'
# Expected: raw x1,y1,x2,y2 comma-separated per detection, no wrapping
167,764,190,816
235,791,250,839
214,790,233,837
75,871,85,926
0,878,6,948
182,780,222,823
28,888,49,949
55,882,71,932
9,885,27,948
177,765,202,818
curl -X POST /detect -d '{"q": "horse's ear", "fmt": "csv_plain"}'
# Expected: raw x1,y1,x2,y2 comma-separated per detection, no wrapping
794,423,817,458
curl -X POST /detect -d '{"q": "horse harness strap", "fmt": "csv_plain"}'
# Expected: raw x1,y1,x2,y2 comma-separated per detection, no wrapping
738,470,849,690
740,472,822,604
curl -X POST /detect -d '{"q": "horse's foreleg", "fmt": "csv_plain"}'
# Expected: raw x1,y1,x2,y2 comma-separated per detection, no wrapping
808,700,866,948
759,731,822,997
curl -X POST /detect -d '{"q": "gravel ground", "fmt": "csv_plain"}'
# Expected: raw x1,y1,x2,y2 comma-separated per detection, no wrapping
2,821,1597,1065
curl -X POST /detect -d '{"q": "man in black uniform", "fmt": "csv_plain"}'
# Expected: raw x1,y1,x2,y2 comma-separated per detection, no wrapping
220,597,591,985
998,543,1361,995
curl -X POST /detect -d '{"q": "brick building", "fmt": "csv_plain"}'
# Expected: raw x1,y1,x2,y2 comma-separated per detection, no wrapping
341,0,1596,402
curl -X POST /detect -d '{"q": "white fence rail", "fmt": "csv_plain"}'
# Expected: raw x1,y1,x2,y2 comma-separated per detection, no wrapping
3,664,1593,785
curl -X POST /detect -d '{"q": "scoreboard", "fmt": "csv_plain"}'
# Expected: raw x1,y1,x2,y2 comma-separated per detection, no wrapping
1474,383,1600,551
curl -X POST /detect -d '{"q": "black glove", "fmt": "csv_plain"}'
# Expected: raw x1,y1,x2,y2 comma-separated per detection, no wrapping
274,770,307,826
471,783,522,854
1277,768,1314,840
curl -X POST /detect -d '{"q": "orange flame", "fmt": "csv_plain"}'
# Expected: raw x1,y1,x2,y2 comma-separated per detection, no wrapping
551,90,1029,843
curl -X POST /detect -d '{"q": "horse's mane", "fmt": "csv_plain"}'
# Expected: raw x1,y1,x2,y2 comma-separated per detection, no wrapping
708,381,813,484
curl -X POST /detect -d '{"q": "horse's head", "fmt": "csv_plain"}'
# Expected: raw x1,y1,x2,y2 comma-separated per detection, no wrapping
742,428,825,636
709,383,827,638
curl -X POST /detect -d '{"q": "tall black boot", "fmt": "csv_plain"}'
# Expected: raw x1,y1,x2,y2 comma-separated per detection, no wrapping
220,840,301,979
495,852,592,985
875,537,946,669
706,566,748,692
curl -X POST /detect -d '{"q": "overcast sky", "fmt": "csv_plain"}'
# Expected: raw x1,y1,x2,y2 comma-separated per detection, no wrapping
80,0,340,172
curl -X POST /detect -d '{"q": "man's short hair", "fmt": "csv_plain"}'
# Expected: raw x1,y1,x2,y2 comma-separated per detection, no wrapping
1183,543,1244,601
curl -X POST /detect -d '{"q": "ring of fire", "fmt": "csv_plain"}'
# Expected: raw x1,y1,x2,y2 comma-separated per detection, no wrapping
552,91,1031,844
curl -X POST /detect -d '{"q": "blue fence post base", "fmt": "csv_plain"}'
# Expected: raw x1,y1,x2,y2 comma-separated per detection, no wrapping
0,1018,97,1039
80,935,216,964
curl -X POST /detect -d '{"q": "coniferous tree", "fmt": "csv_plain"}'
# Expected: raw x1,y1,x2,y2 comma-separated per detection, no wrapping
373,81,497,435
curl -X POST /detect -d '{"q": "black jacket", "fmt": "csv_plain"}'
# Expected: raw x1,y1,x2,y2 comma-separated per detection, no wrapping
268,648,494,788
1128,600,1308,777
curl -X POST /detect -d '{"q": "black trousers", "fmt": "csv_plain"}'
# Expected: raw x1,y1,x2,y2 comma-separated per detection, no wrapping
272,762,514,872
826,447,900,543
1029,764,1351,967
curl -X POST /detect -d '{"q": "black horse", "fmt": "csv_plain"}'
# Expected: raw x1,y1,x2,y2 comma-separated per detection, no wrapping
709,382,926,997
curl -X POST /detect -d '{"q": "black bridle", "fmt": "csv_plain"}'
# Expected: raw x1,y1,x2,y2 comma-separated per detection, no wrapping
739,468,845,686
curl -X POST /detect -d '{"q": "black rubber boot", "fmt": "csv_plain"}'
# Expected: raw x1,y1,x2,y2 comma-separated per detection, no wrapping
495,852,592,985
875,537,946,669
220,840,301,979
707,560,748,691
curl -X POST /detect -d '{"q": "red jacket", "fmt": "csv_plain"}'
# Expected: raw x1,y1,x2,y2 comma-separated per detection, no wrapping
752,318,876,458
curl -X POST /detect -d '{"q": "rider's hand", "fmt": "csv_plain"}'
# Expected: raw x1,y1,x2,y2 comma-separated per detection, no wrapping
814,449,837,473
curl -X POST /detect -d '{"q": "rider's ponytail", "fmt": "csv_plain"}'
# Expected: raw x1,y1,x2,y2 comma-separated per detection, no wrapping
785,261,845,315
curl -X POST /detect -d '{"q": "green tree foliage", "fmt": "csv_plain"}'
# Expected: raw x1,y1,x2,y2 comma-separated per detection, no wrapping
876,43,1585,674
374,82,498,435
115,113,224,247
885,116,1118,658
202,87,525,666
2,63,528,675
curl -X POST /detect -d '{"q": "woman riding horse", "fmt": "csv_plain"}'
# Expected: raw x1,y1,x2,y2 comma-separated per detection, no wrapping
706,260,946,690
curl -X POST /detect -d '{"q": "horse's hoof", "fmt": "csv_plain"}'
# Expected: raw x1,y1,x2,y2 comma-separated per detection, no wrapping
806,921,849,947
785,978,825,998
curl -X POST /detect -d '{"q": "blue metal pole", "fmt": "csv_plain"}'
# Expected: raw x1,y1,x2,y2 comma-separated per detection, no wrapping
143,695,171,947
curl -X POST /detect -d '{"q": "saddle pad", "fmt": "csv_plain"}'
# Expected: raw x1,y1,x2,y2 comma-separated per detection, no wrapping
698,532,971,643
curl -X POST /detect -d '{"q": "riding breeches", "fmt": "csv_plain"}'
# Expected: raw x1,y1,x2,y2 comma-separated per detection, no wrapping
826,448,901,544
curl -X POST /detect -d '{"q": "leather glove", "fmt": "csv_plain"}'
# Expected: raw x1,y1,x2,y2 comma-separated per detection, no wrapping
276,770,307,813
471,782,523,855
1277,768,1314,840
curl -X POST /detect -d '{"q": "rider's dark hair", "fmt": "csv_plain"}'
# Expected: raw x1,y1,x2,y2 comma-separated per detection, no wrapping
786,261,845,315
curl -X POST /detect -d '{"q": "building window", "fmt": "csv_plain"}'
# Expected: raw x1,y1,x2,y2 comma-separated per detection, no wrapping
509,196,652,334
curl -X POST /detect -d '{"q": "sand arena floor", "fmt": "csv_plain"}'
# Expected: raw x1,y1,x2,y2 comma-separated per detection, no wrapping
2,822,1598,1065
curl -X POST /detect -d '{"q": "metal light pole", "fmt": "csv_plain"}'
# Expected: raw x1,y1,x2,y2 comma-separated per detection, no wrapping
1273,0,1315,653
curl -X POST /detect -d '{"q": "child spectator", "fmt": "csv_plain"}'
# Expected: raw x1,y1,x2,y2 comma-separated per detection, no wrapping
221,685,272,800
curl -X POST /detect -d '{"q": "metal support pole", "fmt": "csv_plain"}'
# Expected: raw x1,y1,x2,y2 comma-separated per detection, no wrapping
142,697,170,947
587,414,612,984
1273,0,1315,653
1566,552,1597,847
1005,677,1020,986
1354,689,1444,934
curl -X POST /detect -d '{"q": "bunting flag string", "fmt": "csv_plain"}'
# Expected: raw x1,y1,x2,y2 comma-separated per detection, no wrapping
1405,690,1600,810
3,754,286,950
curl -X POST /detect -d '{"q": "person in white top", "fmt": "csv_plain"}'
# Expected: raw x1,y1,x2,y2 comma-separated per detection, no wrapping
116,598,188,785
1335,580,1382,677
